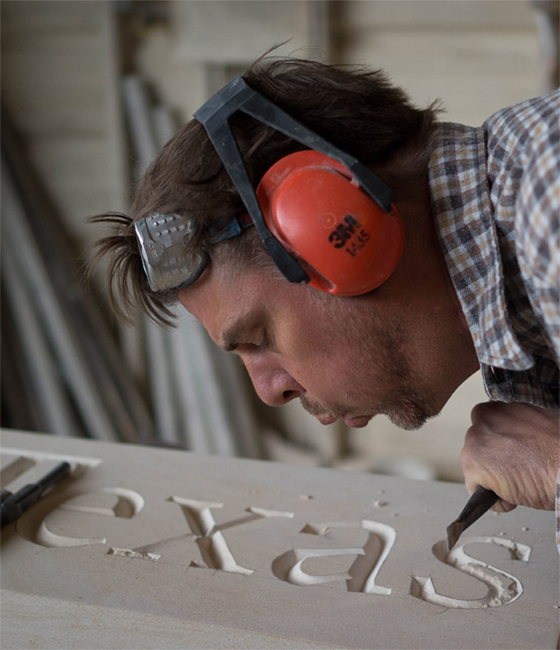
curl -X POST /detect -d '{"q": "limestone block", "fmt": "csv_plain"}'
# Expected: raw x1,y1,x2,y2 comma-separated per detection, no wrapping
1,430,558,649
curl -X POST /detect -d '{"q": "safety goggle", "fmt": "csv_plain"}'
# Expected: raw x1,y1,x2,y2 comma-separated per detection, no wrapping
134,212,251,293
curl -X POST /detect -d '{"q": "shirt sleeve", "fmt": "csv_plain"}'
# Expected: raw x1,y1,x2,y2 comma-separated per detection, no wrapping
512,95,560,552
556,469,560,554
515,99,560,362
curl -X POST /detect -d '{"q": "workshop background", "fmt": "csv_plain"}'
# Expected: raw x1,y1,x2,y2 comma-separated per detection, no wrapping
2,0,558,482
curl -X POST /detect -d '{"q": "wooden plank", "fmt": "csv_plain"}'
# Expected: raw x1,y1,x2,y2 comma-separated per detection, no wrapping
2,167,119,442
1,1,103,32
338,28,540,127
341,0,536,29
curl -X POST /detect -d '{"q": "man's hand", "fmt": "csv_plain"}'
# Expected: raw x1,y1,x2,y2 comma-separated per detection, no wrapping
461,401,559,512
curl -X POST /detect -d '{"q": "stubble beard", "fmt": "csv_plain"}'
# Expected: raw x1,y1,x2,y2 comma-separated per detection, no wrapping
300,298,440,431
378,385,435,430
362,312,439,430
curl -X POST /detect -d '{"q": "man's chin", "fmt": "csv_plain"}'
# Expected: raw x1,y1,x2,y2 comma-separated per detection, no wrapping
384,402,440,431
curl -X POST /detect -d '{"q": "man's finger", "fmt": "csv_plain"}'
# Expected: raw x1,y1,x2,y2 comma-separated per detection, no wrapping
491,499,517,514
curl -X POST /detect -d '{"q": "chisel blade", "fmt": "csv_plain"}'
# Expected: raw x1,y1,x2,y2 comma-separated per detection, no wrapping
446,485,499,551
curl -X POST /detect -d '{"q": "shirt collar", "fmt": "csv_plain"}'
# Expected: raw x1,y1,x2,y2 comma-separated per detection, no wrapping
428,122,533,371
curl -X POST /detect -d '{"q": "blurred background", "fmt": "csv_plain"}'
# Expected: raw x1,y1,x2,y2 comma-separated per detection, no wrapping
1,0,558,482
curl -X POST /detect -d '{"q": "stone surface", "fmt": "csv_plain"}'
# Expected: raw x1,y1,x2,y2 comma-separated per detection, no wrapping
1,429,558,649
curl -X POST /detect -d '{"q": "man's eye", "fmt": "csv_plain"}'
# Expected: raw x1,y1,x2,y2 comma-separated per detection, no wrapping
243,333,271,353
257,332,270,351
230,332,273,356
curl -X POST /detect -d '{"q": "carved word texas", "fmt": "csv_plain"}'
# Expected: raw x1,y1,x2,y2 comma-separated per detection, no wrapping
14,487,531,609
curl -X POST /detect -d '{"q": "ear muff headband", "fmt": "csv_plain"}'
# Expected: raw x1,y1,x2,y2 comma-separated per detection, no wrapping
193,77,309,284
193,76,403,295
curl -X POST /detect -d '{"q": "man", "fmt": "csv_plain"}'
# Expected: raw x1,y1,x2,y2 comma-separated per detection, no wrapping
94,57,559,522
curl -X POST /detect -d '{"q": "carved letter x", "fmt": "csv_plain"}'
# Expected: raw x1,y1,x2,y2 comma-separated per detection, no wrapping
170,498,294,575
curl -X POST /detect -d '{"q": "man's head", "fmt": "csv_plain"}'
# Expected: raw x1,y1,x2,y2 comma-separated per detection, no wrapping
93,56,478,428
94,56,439,324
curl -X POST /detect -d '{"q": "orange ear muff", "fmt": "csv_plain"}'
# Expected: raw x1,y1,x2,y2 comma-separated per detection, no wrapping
256,150,404,296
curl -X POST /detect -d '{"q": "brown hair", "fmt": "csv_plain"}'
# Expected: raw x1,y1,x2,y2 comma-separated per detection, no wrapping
92,56,441,326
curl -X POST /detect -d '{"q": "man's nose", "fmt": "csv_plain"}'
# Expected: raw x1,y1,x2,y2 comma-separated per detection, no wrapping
244,358,304,407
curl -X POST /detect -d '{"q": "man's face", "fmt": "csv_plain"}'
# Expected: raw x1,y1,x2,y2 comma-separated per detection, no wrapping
179,262,457,431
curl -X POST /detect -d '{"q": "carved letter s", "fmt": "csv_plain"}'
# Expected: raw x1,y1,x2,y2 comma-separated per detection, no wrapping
411,536,531,609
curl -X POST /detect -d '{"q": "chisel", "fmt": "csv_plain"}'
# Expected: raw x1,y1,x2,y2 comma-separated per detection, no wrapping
446,485,499,550
0,461,71,528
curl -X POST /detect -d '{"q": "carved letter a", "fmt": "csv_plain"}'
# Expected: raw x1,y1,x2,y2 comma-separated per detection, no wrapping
272,519,396,594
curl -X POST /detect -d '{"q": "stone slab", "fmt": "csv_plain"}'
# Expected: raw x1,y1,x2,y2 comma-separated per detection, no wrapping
1,430,558,649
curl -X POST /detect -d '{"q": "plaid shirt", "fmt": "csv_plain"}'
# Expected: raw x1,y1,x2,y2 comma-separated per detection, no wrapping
428,90,559,548
429,90,559,407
